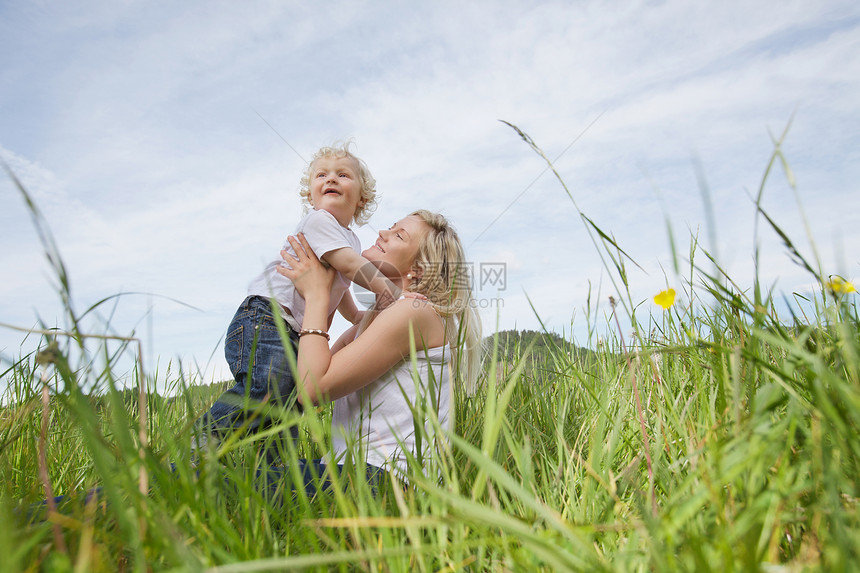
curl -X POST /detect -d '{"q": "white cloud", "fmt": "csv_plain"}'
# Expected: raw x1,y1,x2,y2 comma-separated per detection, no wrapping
2,0,859,387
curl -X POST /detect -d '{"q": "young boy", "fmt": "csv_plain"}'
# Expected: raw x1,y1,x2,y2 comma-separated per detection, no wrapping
195,142,398,459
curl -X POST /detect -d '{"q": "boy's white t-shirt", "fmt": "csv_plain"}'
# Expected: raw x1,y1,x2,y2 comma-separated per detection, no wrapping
246,208,361,326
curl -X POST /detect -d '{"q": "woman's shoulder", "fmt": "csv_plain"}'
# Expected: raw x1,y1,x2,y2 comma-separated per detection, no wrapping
374,297,444,340
343,298,446,359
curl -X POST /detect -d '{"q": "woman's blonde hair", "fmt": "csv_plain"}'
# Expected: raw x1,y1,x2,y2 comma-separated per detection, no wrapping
299,141,378,226
405,209,483,393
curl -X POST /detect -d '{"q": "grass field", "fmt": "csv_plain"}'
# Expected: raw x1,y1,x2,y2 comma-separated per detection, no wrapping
2,130,858,571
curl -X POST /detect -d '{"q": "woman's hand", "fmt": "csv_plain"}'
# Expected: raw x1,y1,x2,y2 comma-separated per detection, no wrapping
276,233,336,298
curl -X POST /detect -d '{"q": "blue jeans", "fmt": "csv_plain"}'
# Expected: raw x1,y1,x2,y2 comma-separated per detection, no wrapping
26,462,385,522
198,296,301,458
255,461,385,499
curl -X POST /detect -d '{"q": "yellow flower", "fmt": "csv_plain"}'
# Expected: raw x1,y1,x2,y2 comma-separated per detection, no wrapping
653,288,676,310
826,276,857,296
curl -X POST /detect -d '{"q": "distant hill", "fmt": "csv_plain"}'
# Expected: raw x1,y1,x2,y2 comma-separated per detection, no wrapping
483,329,601,363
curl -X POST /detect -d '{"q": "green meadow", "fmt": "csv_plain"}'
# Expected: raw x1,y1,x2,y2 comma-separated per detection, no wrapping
2,129,858,571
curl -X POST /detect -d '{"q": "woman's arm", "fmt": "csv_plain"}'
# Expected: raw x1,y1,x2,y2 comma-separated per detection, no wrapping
301,299,443,403
281,234,444,405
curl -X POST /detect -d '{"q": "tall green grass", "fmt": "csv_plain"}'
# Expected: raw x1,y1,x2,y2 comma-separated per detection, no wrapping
2,130,858,571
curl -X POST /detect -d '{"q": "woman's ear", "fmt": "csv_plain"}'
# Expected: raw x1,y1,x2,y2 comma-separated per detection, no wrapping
409,265,423,281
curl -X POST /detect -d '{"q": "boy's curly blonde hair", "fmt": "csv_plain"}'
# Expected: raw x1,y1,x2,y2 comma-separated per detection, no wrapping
299,141,378,226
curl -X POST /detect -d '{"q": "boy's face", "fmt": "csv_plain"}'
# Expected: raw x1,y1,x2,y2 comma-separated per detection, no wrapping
308,155,363,227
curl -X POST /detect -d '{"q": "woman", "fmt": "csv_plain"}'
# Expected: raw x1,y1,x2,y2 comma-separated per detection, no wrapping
277,209,481,480
28,210,480,517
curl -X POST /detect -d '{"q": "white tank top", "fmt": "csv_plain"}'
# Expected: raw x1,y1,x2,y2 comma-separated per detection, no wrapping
330,344,451,476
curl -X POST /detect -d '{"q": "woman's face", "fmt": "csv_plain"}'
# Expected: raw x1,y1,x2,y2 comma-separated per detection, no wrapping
362,215,430,279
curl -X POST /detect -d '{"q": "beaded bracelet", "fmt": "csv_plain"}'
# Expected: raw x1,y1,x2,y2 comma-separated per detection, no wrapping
299,328,330,341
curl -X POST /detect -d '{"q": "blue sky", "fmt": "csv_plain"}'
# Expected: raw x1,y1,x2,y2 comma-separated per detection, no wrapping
2,0,859,388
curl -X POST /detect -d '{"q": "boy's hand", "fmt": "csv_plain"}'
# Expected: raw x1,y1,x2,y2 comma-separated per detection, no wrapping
402,292,429,302
374,289,426,310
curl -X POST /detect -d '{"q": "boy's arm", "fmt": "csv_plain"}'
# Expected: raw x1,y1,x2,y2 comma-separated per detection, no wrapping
336,291,364,325
322,247,401,308
332,323,360,354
